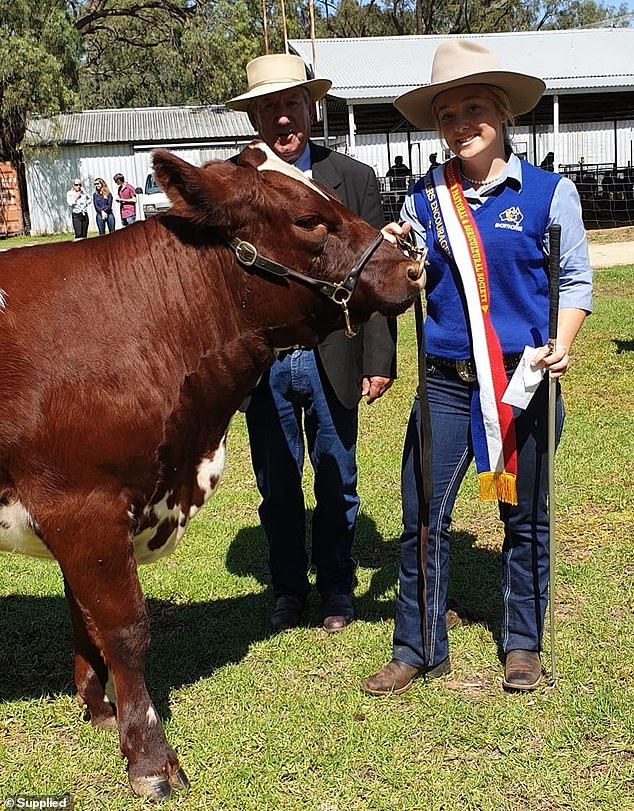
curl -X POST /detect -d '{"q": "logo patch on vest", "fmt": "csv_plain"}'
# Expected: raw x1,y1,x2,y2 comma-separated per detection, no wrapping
495,206,524,232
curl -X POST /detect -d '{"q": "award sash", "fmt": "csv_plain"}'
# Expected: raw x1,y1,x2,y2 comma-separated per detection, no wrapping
425,159,518,505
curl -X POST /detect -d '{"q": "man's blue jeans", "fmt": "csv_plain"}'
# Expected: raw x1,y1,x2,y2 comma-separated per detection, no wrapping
246,349,359,599
393,364,564,669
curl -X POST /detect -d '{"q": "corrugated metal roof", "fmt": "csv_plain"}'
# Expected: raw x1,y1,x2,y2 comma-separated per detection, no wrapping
27,105,256,146
290,29,634,101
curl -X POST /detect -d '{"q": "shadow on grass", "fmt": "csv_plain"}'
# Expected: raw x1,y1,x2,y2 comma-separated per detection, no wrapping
0,519,504,714
613,338,634,354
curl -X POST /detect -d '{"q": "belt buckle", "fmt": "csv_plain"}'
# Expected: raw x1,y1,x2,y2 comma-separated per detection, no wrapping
456,360,477,383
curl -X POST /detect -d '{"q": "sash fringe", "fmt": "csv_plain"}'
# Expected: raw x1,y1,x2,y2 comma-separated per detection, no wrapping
478,472,518,505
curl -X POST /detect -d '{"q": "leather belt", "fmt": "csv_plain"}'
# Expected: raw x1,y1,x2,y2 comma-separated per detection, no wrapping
426,354,522,383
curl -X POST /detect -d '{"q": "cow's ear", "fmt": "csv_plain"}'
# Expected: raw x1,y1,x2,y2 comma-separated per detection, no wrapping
237,142,269,169
152,149,240,221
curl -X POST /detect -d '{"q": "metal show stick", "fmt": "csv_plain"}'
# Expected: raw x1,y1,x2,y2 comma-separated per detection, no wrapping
547,223,561,687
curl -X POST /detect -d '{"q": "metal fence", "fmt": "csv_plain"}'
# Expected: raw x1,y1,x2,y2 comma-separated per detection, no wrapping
378,165,634,229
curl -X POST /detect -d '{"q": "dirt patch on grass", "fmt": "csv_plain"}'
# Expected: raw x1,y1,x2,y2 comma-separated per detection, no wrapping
587,225,634,244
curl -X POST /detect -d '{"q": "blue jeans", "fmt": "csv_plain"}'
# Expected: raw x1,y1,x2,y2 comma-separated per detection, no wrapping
245,350,359,599
394,363,564,668
96,211,115,235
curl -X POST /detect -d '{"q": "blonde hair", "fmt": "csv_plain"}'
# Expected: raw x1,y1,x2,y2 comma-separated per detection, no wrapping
433,84,515,146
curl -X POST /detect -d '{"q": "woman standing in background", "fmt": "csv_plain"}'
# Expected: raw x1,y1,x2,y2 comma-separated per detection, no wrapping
93,178,115,235
66,178,90,240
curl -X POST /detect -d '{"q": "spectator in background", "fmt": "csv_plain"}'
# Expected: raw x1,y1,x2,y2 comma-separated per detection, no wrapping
113,173,137,226
93,178,115,235
386,155,411,190
66,178,90,240
428,153,440,169
540,152,555,172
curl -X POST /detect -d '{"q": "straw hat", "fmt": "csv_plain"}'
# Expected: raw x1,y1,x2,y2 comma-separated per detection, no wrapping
226,54,332,112
394,40,545,131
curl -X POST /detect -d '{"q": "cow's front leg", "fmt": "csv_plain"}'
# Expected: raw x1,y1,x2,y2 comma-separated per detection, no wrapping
48,513,189,801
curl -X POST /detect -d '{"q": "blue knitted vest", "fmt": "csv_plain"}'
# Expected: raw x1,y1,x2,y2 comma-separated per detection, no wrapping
413,161,560,358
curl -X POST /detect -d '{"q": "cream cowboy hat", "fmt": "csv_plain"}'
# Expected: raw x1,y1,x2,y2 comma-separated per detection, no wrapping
394,40,545,131
225,53,332,112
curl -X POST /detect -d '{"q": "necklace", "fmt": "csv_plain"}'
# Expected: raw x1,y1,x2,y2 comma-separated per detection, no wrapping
460,170,502,186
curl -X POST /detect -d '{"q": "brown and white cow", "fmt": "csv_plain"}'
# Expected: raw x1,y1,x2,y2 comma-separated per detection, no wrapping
0,145,423,800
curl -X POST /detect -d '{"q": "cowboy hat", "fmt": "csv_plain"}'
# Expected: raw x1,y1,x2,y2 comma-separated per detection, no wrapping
394,40,545,131
225,53,332,112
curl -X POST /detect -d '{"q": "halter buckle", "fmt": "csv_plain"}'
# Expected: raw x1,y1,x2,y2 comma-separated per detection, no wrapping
235,240,258,267
331,283,352,305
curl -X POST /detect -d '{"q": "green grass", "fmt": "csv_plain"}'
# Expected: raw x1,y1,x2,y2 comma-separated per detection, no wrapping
0,233,75,250
0,267,633,810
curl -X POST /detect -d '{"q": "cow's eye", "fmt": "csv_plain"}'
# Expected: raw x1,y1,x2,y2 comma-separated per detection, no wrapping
295,216,322,230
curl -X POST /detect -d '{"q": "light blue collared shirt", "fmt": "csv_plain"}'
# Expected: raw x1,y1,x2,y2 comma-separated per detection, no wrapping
401,152,593,313
293,144,312,176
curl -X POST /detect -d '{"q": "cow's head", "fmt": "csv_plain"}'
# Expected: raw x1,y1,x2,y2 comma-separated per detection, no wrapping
153,145,423,347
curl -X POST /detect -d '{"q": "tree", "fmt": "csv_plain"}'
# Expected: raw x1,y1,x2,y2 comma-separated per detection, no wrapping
0,0,80,161
180,0,265,104
317,0,629,37
74,0,198,108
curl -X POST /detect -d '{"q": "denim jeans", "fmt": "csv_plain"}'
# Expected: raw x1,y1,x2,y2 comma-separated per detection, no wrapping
96,211,115,235
245,349,358,599
393,363,564,668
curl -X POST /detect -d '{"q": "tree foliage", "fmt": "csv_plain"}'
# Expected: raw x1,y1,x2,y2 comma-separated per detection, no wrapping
0,0,80,160
74,0,197,108
314,0,629,36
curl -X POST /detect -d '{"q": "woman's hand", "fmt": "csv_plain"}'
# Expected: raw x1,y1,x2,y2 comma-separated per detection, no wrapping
531,341,571,379
381,221,411,245
531,308,587,380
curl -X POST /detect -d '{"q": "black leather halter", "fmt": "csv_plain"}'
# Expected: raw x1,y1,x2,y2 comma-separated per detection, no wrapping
227,231,385,337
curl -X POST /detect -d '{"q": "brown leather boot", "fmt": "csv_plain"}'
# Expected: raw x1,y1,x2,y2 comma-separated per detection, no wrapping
321,593,354,634
503,650,542,691
361,657,450,696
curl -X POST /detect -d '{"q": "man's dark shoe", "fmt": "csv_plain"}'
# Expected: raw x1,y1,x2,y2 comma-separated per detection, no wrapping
361,656,451,696
503,650,542,692
271,594,305,632
321,593,354,634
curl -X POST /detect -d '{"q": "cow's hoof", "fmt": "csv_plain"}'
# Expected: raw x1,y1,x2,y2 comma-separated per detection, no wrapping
129,767,189,802
129,774,173,802
169,767,190,791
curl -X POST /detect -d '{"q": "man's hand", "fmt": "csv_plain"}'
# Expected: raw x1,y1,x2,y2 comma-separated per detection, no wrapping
362,376,393,404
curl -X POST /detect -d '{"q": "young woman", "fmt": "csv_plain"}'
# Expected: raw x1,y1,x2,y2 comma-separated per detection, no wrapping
93,178,115,235
365,40,592,694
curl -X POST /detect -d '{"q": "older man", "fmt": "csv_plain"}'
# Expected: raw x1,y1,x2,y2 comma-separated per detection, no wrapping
226,54,396,633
